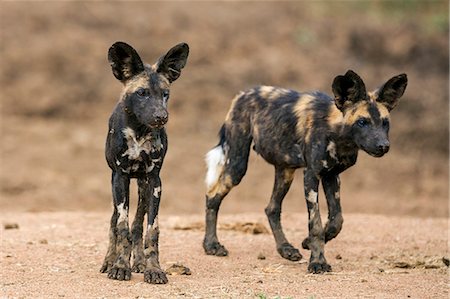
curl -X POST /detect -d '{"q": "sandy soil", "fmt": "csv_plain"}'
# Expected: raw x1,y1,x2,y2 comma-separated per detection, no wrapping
1,212,448,298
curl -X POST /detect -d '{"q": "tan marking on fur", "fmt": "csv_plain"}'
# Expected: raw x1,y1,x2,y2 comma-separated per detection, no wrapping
259,86,291,101
327,105,344,131
344,101,371,125
206,174,233,198
259,86,276,99
225,92,245,123
293,95,315,143
283,168,295,184
120,73,149,98
344,100,390,125
376,102,390,119
367,91,377,103
326,141,337,160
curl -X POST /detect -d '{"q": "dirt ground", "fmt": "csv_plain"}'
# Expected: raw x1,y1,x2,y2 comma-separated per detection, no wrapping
1,212,448,298
0,1,449,298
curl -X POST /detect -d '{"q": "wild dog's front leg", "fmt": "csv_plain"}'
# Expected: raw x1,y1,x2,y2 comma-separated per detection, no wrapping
322,174,343,243
100,210,118,273
265,167,302,261
107,171,132,281
130,178,148,273
302,168,331,273
143,176,168,284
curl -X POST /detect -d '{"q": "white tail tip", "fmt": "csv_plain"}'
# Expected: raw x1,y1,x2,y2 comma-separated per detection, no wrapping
205,146,225,189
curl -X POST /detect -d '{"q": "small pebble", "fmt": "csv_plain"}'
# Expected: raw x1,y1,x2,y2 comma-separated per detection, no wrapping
257,253,266,260
4,223,19,230
165,263,191,275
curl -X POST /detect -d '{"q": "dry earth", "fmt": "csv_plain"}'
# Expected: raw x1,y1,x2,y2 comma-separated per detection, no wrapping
1,212,448,298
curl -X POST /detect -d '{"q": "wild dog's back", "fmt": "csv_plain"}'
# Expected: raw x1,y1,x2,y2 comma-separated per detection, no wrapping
223,86,337,168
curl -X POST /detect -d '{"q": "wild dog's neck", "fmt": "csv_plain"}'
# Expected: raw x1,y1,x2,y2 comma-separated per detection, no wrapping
328,105,358,154
121,103,158,139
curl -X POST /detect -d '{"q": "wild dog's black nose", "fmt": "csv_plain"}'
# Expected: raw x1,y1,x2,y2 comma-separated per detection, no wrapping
377,141,390,154
154,111,168,125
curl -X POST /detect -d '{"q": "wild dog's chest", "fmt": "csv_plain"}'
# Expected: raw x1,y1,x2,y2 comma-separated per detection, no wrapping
320,141,357,173
117,127,164,174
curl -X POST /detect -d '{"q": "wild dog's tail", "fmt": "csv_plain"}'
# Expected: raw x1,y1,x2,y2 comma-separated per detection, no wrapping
205,90,255,192
205,125,227,189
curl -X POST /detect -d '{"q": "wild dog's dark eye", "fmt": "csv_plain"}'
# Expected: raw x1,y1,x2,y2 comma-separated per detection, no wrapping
357,118,369,128
136,88,147,97
162,90,170,101
382,118,389,128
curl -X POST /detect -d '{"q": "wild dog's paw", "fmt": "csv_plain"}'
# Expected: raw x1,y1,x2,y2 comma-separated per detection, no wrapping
308,261,332,274
277,243,302,261
100,261,112,273
324,225,340,243
131,260,146,273
100,254,117,273
301,237,311,250
144,267,168,284
107,256,131,280
203,241,229,256
108,265,132,281
131,253,146,273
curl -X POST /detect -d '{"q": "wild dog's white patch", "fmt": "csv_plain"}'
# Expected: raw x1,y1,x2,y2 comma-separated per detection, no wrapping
307,190,318,203
321,160,328,168
335,191,340,200
205,145,225,189
153,186,161,198
122,127,152,160
147,215,159,231
326,141,337,160
117,202,128,224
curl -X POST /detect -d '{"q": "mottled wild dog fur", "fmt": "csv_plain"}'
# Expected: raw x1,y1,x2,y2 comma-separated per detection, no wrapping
100,42,189,284
204,70,407,273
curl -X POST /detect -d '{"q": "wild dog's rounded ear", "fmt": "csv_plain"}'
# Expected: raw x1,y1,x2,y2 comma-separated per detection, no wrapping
156,43,189,83
377,74,408,111
108,42,145,83
332,70,367,111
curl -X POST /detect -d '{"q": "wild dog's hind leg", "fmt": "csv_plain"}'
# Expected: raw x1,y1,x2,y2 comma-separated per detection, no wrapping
203,132,252,256
107,171,132,281
203,172,233,256
143,175,167,284
322,174,343,243
302,168,331,273
130,178,148,273
265,167,302,261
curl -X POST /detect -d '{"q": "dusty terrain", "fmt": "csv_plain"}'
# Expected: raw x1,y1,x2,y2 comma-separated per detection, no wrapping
0,1,449,298
1,212,448,298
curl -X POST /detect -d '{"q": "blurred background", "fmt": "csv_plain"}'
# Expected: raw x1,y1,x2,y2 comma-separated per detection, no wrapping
1,1,448,218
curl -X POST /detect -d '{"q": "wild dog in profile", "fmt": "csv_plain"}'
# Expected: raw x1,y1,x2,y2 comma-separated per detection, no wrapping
203,70,407,273
100,41,189,283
